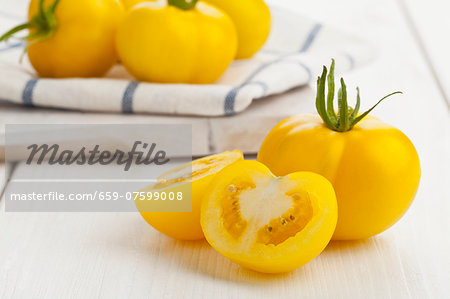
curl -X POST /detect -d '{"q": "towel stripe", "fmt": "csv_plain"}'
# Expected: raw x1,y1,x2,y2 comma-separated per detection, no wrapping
299,23,322,52
342,52,355,70
224,82,268,115
224,23,322,115
0,41,23,52
224,58,289,115
297,62,312,82
22,78,38,106
224,87,239,115
251,81,269,97
122,81,139,113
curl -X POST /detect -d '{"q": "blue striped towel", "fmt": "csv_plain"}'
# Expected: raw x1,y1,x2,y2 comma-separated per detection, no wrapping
0,8,375,116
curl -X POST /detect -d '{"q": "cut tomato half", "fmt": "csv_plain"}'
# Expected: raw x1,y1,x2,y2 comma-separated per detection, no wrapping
136,150,243,240
201,160,337,273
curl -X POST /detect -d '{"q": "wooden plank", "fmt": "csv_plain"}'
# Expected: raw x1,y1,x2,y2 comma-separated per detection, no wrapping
397,0,450,109
0,164,5,191
0,161,448,298
0,163,7,211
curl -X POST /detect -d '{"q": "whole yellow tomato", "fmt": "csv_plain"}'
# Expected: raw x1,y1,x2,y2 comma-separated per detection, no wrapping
258,60,421,240
0,0,123,77
116,0,237,84
120,0,148,10
203,0,271,59
201,160,337,273
136,151,243,240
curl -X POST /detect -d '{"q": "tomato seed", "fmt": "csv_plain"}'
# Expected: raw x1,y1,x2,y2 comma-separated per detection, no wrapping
292,194,300,200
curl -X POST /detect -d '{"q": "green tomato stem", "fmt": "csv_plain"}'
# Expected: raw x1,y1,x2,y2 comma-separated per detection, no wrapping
316,59,402,132
0,23,32,42
168,0,199,10
326,60,337,123
0,0,60,53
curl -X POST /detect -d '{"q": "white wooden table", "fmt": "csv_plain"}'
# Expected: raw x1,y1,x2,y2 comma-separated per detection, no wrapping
0,0,449,298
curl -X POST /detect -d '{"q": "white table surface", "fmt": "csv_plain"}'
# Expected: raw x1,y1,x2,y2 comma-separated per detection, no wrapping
1,0,450,298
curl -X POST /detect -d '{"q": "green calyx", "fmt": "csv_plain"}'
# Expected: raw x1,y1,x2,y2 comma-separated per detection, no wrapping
316,59,402,132
168,0,199,10
0,0,60,51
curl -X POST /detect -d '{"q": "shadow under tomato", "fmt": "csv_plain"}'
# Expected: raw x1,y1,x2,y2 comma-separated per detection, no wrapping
325,235,390,253
104,213,391,286
326,238,378,251
320,235,393,266
147,236,294,285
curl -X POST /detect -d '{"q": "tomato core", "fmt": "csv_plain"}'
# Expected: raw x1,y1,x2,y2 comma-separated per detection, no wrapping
257,192,313,245
220,177,314,246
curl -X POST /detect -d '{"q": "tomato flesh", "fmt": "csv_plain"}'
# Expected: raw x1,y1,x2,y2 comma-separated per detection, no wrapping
201,160,337,273
256,191,313,245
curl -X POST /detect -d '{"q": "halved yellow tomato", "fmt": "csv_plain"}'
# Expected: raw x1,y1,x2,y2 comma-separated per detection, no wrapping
201,160,337,273
136,150,243,240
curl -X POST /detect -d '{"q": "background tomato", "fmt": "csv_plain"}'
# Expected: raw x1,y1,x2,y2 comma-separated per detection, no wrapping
116,0,237,83
203,0,271,59
24,0,123,77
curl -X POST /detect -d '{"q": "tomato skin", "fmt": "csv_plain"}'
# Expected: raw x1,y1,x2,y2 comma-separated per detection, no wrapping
136,151,244,241
28,0,123,78
201,160,337,273
120,0,150,10
203,0,270,59
138,174,213,240
118,0,270,59
116,1,237,84
258,114,421,240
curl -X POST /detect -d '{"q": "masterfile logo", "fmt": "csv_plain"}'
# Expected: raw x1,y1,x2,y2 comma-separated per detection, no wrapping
4,124,192,212
26,141,170,171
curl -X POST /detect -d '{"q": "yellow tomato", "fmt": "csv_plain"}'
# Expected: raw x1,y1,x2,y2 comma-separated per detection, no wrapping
116,0,237,84
201,160,337,273
2,0,124,77
258,60,421,240
136,151,243,240
203,0,271,59
120,0,151,10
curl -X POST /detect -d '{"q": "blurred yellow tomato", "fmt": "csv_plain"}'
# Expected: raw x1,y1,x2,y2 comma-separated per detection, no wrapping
22,0,123,77
116,0,237,83
120,0,155,10
203,0,271,59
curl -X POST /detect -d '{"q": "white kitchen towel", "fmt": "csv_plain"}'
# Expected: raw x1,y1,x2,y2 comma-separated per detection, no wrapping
0,7,375,116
